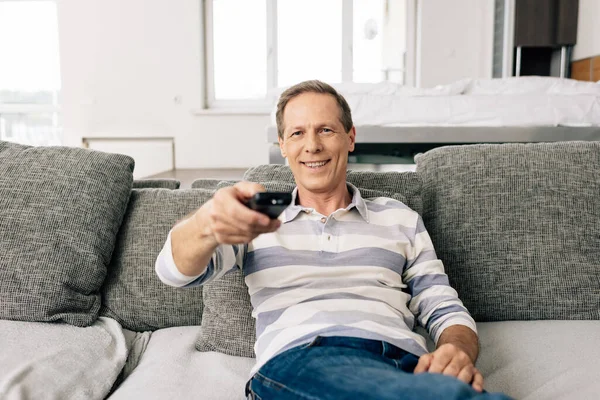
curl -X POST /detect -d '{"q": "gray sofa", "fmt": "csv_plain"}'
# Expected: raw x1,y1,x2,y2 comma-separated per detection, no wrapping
0,140,599,400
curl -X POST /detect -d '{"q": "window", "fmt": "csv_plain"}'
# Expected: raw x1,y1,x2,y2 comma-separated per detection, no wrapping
0,0,61,146
205,0,410,108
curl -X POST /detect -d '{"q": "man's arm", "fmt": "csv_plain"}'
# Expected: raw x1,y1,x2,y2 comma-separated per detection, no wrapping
155,182,280,287
402,215,482,391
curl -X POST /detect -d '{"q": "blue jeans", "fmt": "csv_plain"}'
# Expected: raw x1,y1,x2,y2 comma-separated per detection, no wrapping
246,336,512,400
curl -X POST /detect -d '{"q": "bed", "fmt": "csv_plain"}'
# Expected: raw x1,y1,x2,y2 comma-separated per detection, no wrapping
266,77,600,164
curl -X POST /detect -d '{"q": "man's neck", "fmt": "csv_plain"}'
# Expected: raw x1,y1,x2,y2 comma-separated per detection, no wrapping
296,184,353,217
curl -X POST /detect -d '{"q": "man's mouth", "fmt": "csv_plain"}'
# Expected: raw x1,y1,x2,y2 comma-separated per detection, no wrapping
301,160,330,169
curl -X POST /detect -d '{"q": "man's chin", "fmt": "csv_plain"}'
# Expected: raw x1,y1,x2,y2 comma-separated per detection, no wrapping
296,176,336,193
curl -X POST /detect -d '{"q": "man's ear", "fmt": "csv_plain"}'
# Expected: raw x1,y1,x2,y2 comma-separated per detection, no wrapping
348,126,356,153
278,136,286,158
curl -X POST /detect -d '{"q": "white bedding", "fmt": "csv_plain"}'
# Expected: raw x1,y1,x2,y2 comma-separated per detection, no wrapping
346,94,600,127
269,77,600,128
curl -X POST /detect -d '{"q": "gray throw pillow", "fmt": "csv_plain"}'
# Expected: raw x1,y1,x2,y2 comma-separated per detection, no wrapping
101,188,214,331
416,141,600,322
243,164,422,215
195,178,421,357
133,179,180,189
0,140,134,327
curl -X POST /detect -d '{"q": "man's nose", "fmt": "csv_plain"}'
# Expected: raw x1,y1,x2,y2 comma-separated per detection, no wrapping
304,132,323,153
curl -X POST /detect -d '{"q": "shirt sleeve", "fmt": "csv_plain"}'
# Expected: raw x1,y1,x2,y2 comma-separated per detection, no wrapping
155,229,245,288
402,215,477,345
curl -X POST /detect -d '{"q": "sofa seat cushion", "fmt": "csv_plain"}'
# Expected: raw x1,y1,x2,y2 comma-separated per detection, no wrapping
101,188,214,332
113,321,600,400
0,141,134,326
416,142,600,321
108,326,255,400
476,320,600,400
0,317,129,400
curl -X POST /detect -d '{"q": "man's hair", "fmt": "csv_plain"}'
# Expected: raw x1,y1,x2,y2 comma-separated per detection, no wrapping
275,80,353,139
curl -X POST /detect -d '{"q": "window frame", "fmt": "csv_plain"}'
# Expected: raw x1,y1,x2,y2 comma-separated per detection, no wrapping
203,0,415,110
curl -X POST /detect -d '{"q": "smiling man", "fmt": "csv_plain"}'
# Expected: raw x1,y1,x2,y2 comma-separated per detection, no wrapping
155,80,511,400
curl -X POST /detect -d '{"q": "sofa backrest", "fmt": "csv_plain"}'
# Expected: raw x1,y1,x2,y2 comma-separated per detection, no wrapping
416,141,600,322
101,187,214,332
18,139,590,335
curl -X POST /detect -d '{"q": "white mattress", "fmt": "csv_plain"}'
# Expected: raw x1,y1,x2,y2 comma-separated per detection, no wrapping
270,78,600,128
270,94,600,128
346,94,600,127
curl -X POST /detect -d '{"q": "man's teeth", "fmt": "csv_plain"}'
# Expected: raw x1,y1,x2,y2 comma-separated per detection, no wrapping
305,161,327,168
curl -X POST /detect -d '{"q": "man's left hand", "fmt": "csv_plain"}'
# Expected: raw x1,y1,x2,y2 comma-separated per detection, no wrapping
413,343,484,392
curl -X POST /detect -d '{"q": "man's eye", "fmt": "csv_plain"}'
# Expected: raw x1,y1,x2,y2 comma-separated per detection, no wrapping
322,128,333,133
291,131,302,137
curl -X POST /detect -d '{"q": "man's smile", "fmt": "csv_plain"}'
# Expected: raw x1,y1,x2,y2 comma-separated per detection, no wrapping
301,159,331,169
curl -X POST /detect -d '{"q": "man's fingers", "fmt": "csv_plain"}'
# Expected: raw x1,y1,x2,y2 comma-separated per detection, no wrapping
455,365,475,384
426,350,453,374
414,354,432,374
208,182,284,246
441,362,462,378
233,181,266,200
212,189,271,227
471,369,484,392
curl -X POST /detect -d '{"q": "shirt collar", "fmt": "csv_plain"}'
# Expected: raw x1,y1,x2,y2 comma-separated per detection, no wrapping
281,182,369,223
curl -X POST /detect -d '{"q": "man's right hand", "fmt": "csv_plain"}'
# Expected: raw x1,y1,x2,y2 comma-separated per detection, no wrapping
197,181,282,246
170,182,282,277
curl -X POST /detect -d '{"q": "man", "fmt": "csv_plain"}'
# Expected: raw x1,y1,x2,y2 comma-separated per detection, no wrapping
156,80,510,400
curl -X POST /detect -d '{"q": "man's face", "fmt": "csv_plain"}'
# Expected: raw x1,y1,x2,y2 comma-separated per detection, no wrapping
278,92,355,194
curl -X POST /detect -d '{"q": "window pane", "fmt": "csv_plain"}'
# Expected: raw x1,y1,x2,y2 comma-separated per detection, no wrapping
0,1,61,103
213,0,267,100
0,113,62,146
278,0,342,87
353,0,407,83
0,1,61,146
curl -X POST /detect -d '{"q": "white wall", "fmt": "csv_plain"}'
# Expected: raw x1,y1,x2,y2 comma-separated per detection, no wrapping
55,0,495,172
417,0,494,88
572,0,600,61
56,0,270,173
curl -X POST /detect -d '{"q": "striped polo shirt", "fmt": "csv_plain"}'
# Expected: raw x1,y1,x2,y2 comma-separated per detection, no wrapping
156,183,477,376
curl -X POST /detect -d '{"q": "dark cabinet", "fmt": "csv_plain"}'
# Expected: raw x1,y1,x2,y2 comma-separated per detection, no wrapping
555,0,579,45
514,0,578,47
512,0,579,77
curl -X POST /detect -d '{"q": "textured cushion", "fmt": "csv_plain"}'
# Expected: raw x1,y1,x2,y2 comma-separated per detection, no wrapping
196,178,421,357
101,188,214,331
133,179,180,189
191,178,225,190
0,141,134,327
416,142,600,321
243,164,422,215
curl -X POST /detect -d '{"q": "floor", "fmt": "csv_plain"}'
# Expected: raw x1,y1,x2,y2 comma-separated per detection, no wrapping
147,164,416,189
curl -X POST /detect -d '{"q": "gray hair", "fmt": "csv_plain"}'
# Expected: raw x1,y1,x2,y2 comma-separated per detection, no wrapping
275,80,353,139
